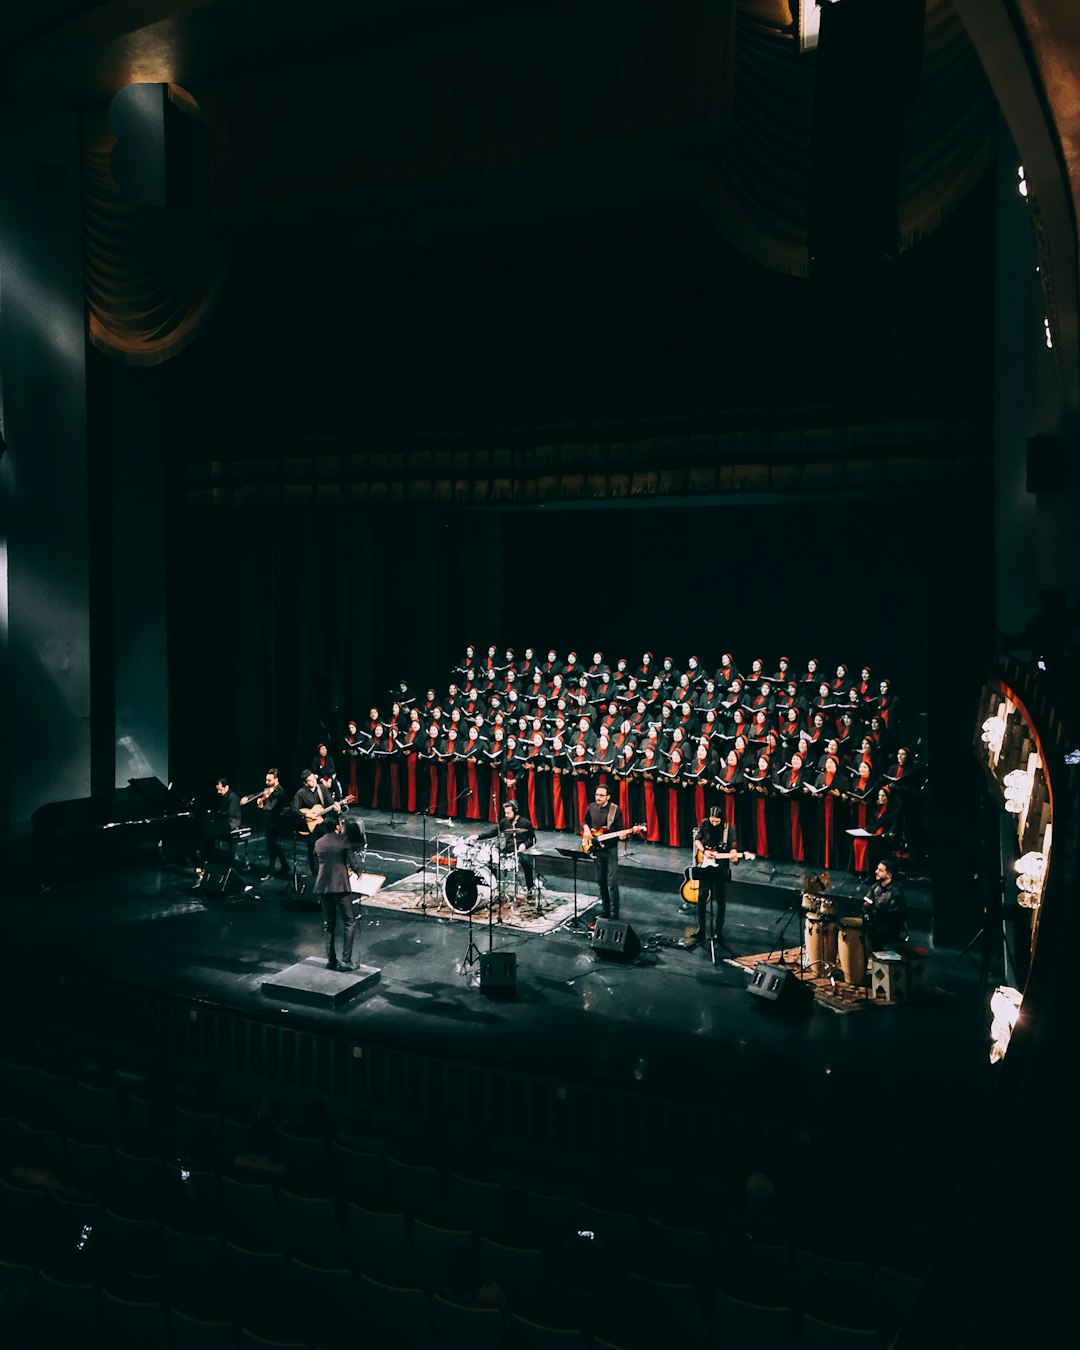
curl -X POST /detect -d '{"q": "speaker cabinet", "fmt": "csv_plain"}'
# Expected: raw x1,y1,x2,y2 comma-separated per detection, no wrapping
480,952,517,999
746,963,813,1015
591,919,641,963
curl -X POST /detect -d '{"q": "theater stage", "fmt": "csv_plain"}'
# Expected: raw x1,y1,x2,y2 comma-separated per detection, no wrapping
5,810,995,1146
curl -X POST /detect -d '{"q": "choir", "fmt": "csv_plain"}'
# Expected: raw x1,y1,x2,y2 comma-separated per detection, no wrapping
333,649,915,876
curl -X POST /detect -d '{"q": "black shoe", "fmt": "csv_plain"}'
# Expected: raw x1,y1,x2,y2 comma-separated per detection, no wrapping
259,873,275,882
327,962,339,971
339,962,357,973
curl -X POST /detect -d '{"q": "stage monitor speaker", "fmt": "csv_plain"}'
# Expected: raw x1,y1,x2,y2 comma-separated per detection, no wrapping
746,963,813,1016
479,952,517,999
193,865,244,897
591,919,641,963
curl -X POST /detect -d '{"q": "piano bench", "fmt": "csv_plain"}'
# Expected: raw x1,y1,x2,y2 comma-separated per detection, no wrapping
230,826,252,867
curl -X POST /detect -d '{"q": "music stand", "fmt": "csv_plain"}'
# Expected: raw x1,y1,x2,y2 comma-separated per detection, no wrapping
555,847,593,933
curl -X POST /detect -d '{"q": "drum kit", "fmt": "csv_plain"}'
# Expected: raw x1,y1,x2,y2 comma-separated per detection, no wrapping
431,830,540,916
801,893,867,987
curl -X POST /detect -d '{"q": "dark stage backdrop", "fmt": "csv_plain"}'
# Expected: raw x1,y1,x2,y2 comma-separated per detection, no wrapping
167,494,935,794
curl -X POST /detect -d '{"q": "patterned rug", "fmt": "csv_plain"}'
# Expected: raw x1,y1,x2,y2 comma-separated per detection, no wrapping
361,875,595,934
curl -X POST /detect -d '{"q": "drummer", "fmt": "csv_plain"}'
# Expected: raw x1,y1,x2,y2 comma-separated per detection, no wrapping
478,800,537,896
861,860,908,948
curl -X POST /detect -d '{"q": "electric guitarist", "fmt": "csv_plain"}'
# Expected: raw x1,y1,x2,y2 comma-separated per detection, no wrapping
690,803,742,945
581,783,643,922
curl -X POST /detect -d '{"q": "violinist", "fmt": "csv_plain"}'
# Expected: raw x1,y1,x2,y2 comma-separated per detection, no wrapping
258,768,290,880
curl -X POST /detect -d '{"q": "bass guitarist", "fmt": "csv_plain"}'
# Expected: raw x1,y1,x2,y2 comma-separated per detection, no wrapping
581,784,631,921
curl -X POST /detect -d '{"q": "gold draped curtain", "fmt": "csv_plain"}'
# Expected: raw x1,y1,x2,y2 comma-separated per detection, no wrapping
82,87,232,367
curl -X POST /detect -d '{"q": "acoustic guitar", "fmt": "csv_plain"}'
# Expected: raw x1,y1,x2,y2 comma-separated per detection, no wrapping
297,794,357,835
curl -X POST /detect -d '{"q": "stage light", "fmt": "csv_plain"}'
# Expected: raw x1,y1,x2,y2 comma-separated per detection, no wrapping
1002,767,1032,815
1014,852,1047,910
989,986,1022,1064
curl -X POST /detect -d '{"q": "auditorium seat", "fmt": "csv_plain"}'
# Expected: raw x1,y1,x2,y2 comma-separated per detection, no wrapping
712,1289,797,1348
507,1311,588,1349
410,1218,475,1292
167,1306,239,1350
478,1235,547,1304
345,1202,412,1284
285,1256,363,1333
99,1287,170,1350
626,1271,708,1350
384,1156,447,1223
800,1313,885,1348
277,1190,345,1268
430,1291,504,1350
358,1272,430,1350
329,1142,387,1207
446,1170,507,1237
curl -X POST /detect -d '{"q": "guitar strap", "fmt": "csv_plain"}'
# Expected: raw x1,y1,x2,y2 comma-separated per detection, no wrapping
607,803,618,831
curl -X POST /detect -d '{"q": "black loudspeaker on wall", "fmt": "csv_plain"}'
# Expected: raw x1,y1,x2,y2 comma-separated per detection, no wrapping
193,865,244,897
590,919,641,963
746,963,813,1016
480,952,517,999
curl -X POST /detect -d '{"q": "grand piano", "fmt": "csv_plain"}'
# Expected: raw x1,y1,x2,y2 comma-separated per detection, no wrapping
32,776,201,869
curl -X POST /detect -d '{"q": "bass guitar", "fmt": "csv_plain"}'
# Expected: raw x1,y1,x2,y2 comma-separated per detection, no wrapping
680,849,756,905
297,794,357,836
581,823,646,854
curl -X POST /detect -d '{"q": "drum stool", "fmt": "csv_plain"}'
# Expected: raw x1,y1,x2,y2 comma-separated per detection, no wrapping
870,946,928,1003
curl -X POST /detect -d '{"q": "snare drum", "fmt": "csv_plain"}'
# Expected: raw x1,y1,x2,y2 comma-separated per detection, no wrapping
838,916,867,986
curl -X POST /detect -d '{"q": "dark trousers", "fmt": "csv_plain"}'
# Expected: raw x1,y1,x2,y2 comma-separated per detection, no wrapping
694,877,727,938
593,847,620,919
321,892,358,967
265,826,289,874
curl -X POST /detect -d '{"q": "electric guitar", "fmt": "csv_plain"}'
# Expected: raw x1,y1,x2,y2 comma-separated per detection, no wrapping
680,849,755,904
693,845,756,867
297,794,356,835
581,823,646,854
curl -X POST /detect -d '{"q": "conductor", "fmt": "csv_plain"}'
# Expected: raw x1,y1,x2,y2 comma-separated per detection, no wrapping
314,815,363,971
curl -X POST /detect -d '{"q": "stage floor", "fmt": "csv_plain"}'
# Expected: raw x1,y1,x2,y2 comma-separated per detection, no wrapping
4,810,997,1142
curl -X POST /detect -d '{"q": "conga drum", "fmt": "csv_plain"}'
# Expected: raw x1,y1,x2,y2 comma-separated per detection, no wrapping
838,916,867,986
804,913,838,973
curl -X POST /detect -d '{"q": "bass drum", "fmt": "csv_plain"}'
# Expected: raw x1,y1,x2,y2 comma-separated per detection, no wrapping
443,868,488,914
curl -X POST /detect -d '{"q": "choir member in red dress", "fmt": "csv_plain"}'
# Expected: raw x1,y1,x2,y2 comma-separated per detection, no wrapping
882,746,912,791
844,760,877,874
443,727,462,819
459,724,486,821
773,751,807,862
808,754,843,869
716,653,738,689
419,723,442,814
685,740,713,825
485,727,507,821
569,742,592,831
715,749,743,834
658,745,687,847
550,734,570,832
615,740,639,829
636,741,662,843
342,721,363,803
398,710,423,813
743,753,773,859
